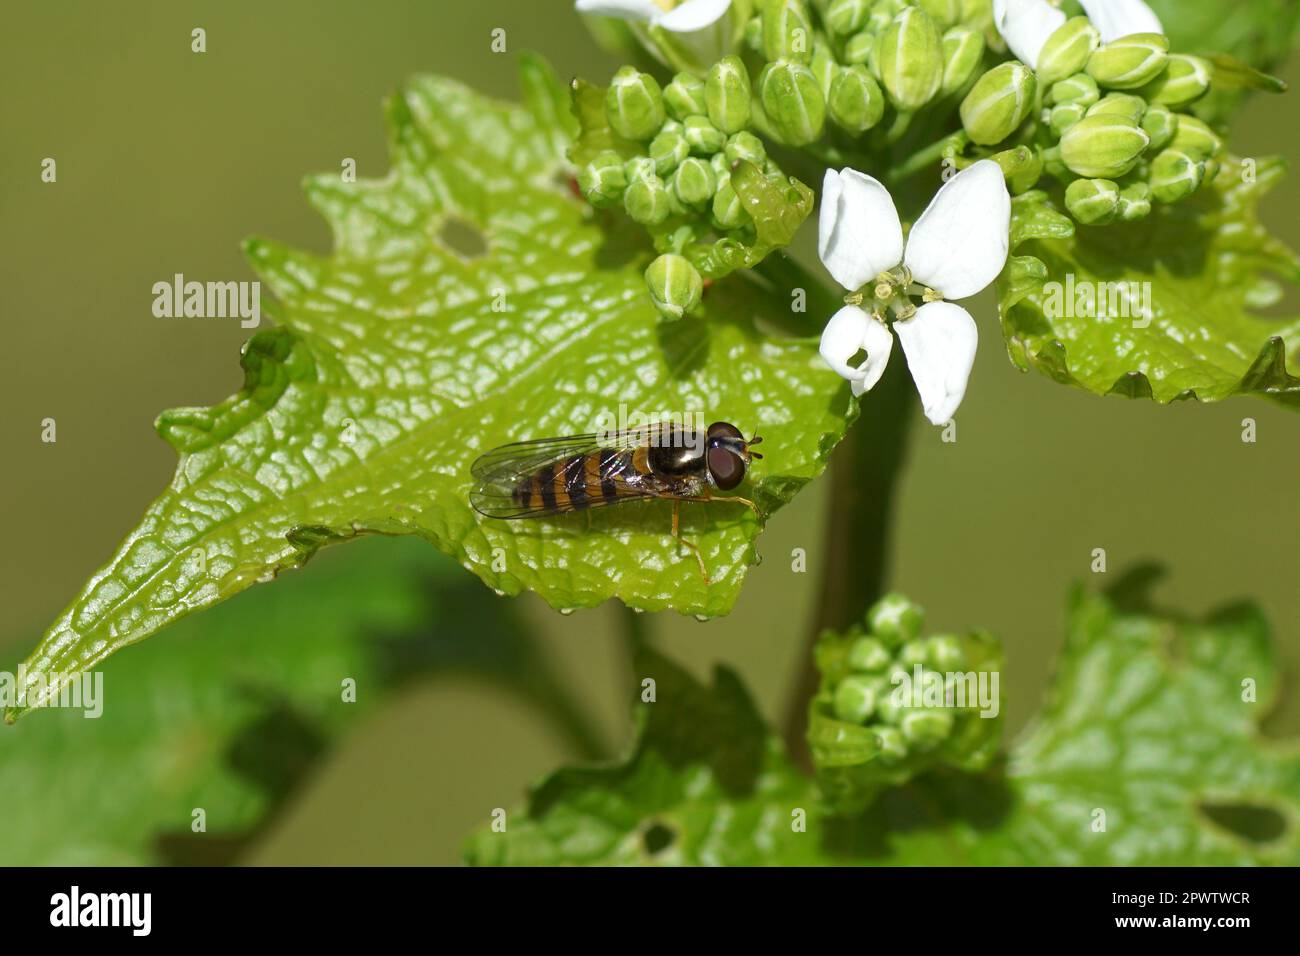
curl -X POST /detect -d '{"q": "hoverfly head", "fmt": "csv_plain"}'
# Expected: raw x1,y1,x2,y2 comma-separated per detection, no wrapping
705,421,760,489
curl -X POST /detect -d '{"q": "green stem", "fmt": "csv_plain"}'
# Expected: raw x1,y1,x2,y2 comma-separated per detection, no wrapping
888,131,967,183
781,349,918,769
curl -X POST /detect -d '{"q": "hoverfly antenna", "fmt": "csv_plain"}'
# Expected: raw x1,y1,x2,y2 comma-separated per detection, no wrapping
748,429,763,460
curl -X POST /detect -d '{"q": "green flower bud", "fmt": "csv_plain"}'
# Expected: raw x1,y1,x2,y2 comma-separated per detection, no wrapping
918,0,960,29
1041,144,1069,181
710,151,731,181
1086,93,1146,124
876,7,944,110
724,130,766,166
624,174,671,225
1170,115,1223,160
960,61,1037,145
1202,156,1221,186
825,0,871,37
848,636,892,673
1059,113,1149,178
624,155,656,183
940,26,985,97
645,253,702,321
706,56,752,135
901,709,954,748
743,13,763,52
1086,32,1169,90
1049,72,1099,106
1049,101,1087,135
810,41,839,97
663,72,707,122
828,64,886,132
605,66,666,141
711,181,748,229
876,672,908,723
874,725,908,762
900,643,929,668
672,156,716,206
648,129,690,176
1117,181,1151,221
577,150,628,209
1037,17,1100,86
843,30,874,65
868,592,924,646
1149,148,1204,204
683,114,726,155
758,60,826,145
1065,177,1120,224
833,675,880,724
761,0,814,64
926,634,966,671
1139,54,1212,107
1140,104,1178,153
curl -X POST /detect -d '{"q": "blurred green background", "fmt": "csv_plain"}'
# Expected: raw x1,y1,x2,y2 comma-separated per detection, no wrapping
1,1,1298,864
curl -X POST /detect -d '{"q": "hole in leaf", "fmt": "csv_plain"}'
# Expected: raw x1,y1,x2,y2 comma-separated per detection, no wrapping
437,217,488,260
642,821,676,856
1198,800,1288,844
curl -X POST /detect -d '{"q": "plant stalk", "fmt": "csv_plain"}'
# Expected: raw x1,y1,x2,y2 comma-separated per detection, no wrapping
782,352,917,768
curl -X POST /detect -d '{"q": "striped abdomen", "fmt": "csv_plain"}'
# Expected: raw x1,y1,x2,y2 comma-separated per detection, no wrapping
512,448,641,513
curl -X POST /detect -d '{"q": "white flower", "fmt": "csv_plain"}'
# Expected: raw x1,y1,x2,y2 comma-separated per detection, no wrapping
817,161,1011,425
576,0,735,71
992,0,1163,68
1079,0,1163,43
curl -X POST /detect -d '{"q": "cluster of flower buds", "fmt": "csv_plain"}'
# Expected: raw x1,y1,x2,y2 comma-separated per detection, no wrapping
956,11,1224,224
808,591,1002,811
575,58,809,320
573,0,998,321
745,0,990,142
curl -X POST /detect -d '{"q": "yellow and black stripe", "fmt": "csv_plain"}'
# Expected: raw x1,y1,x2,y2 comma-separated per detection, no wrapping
512,448,641,513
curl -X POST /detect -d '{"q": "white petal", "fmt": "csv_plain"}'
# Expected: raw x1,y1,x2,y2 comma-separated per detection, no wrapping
818,168,905,292
895,302,978,426
991,0,1066,69
903,160,1011,301
1079,0,1163,42
819,305,894,394
574,0,663,23
657,0,732,32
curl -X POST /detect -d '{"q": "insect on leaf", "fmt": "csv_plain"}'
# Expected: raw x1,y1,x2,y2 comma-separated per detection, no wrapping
7,55,850,720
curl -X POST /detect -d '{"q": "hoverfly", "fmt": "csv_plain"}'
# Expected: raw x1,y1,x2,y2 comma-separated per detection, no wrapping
470,421,764,583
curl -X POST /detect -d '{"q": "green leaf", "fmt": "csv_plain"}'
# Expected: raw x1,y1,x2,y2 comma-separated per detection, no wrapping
8,56,849,718
469,574,1300,865
463,646,818,866
0,538,590,865
998,160,1300,407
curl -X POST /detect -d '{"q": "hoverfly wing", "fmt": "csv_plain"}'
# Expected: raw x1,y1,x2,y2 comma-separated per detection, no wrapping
471,433,602,483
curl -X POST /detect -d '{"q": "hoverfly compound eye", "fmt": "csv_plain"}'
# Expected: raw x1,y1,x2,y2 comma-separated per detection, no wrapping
707,421,744,443
707,447,745,490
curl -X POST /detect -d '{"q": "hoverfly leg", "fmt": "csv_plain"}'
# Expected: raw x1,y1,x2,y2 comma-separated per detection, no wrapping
730,496,762,518
672,500,711,585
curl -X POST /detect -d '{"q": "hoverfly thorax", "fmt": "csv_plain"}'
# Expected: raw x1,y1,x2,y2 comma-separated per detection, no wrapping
705,421,762,491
